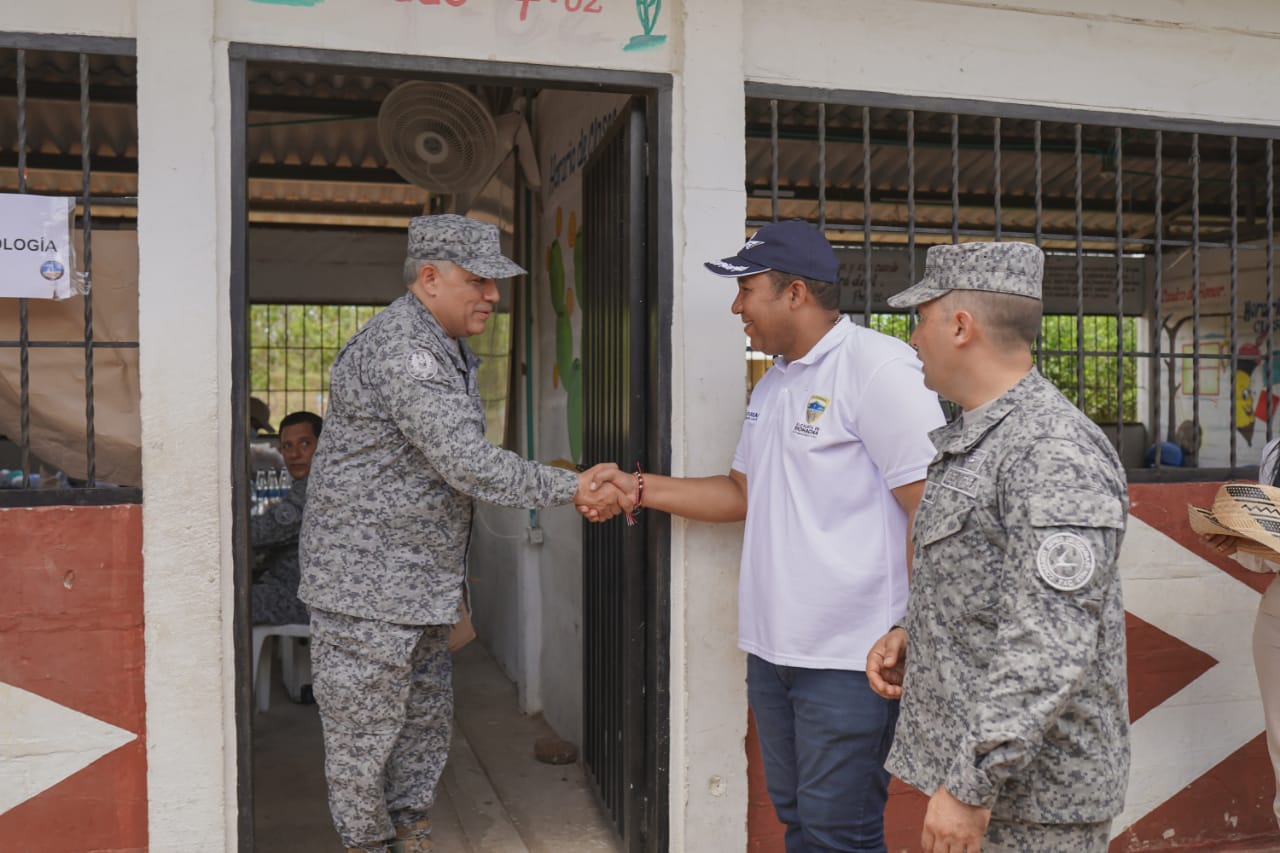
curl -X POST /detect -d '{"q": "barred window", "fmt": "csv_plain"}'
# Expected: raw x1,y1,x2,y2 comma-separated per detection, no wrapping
0,45,140,502
248,304,379,422
249,302,513,445
745,95,1278,474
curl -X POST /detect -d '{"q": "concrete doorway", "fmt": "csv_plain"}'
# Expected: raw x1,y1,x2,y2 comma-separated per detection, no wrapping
228,47,672,852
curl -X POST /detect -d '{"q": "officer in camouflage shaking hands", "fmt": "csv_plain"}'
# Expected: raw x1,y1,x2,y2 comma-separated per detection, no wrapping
299,214,628,853
865,242,1130,853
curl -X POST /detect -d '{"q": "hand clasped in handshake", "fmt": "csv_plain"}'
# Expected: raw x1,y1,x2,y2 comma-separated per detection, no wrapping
573,463,640,523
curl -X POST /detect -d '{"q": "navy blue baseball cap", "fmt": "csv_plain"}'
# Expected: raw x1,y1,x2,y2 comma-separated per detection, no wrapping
704,219,839,284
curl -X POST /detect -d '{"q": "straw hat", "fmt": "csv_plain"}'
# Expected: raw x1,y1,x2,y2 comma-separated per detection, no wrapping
1188,482,1280,558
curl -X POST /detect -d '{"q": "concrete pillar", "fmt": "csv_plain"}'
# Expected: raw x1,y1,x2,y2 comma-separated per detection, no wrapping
668,1,752,849
136,1,236,849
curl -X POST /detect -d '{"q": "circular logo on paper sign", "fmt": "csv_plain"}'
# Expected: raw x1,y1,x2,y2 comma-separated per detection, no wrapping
1035,532,1096,591
40,260,65,281
406,349,438,382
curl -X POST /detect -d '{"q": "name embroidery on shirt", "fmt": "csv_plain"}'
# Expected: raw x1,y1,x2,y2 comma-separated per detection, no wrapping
745,410,759,423
937,449,991,498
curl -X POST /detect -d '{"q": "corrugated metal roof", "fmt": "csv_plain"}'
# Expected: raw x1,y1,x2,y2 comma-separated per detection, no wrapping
745,99,1270,251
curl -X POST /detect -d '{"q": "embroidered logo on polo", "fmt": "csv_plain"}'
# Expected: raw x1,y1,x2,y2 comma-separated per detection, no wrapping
1036,532,1096,591
792,393,831,437
805,395,830,424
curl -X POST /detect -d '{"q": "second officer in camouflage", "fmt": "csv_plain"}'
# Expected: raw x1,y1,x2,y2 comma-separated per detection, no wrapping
250,410,323,626
865,242,1130,853
299,214,629,853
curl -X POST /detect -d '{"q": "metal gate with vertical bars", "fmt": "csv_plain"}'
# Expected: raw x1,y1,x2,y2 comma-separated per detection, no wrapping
581,101,654,851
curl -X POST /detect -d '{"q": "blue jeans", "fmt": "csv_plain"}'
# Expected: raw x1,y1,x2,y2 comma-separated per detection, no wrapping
748,655,898,853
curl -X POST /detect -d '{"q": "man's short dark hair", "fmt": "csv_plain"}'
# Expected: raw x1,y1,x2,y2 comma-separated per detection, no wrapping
280,410,323,438
768,270,840,312
947,290,1043,349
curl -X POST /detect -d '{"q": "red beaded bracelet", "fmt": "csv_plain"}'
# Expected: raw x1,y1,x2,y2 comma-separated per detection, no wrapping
625,462,644,527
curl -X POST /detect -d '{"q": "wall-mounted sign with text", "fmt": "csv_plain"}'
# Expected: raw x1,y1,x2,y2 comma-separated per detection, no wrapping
0,195,75,300
835,246,1147,316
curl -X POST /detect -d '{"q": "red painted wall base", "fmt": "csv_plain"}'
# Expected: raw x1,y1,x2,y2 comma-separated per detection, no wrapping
0,504,147,853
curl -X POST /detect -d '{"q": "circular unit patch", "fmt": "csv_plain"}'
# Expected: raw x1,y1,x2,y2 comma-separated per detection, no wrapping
406,348,438,382
271,499,301,525
1035,532,1096,591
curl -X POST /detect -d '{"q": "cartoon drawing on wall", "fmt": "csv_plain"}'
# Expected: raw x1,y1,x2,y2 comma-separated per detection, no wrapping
624,0,666,51
1165,316,1280,466
1236,342,1260,445
1235,339,1280,443
548,207,584,464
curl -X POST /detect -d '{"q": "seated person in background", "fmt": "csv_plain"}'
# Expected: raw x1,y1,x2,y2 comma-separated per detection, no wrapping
252,410,322,626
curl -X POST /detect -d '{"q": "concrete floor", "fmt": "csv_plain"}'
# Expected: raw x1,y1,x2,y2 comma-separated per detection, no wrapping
252,642,621,852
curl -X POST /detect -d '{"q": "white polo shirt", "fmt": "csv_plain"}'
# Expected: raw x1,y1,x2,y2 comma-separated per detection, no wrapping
732,318,945,670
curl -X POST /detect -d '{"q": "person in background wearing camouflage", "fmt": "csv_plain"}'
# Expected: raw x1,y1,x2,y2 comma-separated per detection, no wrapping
250,410,322,626
299,214,630,853
865,242,1130,853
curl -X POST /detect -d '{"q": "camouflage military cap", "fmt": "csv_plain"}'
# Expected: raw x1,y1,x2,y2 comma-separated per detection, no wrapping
887,241,1044,309
407,213,527,279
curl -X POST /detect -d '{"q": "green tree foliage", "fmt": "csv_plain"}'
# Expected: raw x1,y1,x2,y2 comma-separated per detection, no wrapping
249,304,514,444
866,312,1137,423
1038,315,1138,424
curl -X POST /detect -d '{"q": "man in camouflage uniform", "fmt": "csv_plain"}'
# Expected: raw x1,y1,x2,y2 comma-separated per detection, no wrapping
250,410,322,626
865,242,1129,853
299,214,628,853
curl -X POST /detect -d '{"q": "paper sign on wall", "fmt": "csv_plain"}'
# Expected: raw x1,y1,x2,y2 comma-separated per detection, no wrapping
0,195,75,300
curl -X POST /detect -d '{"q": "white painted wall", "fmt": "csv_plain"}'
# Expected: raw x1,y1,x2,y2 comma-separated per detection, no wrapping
213,0,676,74
467,505,548,708
5,0,135,39
744,0,1280,128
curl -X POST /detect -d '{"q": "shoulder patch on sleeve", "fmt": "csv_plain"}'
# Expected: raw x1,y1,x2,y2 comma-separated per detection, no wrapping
1035,532,1096,591
270,498,301,527
406,348,439,383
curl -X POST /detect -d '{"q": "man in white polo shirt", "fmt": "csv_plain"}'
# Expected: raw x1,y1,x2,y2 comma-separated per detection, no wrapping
587,219,944,852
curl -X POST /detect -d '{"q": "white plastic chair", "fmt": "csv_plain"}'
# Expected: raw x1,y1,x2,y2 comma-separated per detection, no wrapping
251,623,312,712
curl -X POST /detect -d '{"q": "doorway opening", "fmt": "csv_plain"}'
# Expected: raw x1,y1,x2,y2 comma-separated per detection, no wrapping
229,47,671,852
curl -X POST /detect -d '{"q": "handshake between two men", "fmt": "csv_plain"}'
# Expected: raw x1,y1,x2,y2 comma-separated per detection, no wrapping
571,463,640,523
570,463,751,526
